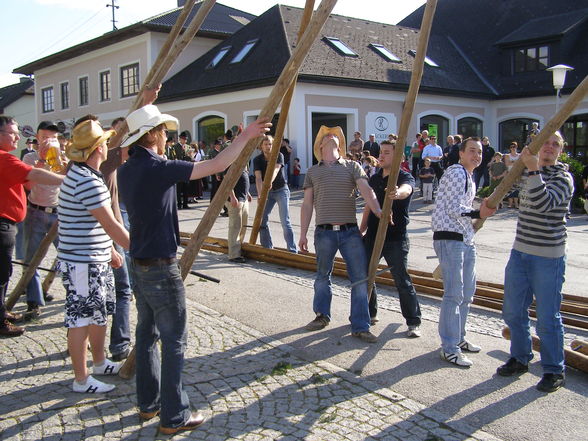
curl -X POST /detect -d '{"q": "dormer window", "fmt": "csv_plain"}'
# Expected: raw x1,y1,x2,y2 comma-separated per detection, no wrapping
208,46,231,69
324,37,358,57
408,49,439,67
514,45,549,72
369,43,401,62
230,39,258,64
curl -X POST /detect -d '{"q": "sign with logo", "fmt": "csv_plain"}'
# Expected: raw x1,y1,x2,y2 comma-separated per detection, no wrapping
365,112,397,144
21,125,35,137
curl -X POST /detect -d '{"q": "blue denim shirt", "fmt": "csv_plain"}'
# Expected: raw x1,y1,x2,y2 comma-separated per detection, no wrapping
118,145,193,259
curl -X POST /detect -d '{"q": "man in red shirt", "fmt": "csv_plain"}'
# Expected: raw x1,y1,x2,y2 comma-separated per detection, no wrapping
0,116,64,337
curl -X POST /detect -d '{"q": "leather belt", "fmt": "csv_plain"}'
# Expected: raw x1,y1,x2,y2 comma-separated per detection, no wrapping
0,217,16,225
316,223,357,231
28,202,58,214
133,257,176,266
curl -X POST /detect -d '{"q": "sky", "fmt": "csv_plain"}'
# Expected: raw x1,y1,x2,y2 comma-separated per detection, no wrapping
1,0,426,88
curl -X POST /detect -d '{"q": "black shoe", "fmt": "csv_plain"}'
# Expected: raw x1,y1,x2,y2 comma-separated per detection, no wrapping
537,373,565,393
229,256,246,263
43,292,54,302
219,212,229,217
111,348,130,362
25,302,41,321
497,357,528,377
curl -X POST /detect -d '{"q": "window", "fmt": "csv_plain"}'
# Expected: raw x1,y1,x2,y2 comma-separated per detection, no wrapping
457,117,483,139
230,40,258,64
60,82,69,109
408,49,439,67
120,63,140,97
79,76,88,106
100,71,111,102
514,45,549,73
324,37,358,57
207,46,231,69
369,43,401,62
41,87,54,113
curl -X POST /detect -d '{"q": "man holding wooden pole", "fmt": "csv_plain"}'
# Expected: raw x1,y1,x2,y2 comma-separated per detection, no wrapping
118,104,270,434
497,132,574,393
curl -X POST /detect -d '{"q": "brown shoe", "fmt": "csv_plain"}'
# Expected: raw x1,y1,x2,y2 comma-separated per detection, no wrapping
352,330,378,343
159,412,205,435
139,409,160,421
305,314,330,331
5,311,24,323
0,319,25,337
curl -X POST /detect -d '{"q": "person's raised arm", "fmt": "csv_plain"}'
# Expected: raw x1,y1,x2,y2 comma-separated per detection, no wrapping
26,168,64,186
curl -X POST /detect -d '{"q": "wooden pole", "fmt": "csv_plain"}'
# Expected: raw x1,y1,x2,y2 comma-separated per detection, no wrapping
571,339,588,356
248,0,315,245
366,0,437,298
502,327,588,374
178,0,339,280
41,258,58,294
6,221,58,310
433,73,588,280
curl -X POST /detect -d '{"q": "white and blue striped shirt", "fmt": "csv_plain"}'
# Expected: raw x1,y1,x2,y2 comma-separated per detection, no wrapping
57,163,112,263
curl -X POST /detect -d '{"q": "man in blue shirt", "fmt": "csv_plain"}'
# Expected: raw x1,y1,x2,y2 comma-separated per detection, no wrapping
118,104,270,435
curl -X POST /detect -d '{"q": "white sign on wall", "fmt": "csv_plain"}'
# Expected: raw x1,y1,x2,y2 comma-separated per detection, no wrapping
365,112,397,143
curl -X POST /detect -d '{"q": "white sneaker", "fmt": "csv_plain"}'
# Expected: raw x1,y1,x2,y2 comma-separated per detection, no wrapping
458,340,481,353
406,325,421,338
72,375,115,393
93,359,121,376
440,350,473,367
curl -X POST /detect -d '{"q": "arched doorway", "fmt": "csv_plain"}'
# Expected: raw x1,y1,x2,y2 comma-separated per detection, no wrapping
419,114,449,144
499,118,539,152
198,115,225,148
457,117,483,139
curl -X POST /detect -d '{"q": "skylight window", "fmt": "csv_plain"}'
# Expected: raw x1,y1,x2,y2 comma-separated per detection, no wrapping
408,49,439,67
324,37,358,57
208,46,231,69
369,43,401,62
230,39,258,64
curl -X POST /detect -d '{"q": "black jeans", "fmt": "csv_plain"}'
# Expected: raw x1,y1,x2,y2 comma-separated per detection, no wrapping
0,219,16,321
364,233,421,326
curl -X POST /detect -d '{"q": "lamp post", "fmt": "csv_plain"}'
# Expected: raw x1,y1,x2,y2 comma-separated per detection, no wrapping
546,64,574,114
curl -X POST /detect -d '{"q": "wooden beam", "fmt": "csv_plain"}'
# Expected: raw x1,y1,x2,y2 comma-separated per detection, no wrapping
249,0,315,245
366,0,438,298
178,0,339,280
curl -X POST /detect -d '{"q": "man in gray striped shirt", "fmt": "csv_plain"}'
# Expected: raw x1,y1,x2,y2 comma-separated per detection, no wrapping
300,126,382,343
498,131,574,393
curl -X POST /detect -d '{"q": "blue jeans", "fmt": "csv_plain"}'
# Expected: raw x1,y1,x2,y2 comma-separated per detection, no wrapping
23,207,58,306
260,186,297,252
313,226,370,333
434,240,476,353
130,259,191,428
364,234,421,326
503,249,566,374
109,243,132,356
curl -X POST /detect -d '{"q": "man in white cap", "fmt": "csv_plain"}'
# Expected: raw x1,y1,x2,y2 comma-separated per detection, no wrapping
118,104,270,435
299,126,382,343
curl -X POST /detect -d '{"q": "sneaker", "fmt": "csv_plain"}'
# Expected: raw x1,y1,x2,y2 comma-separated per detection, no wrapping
352,331,378,343
24,302,40,322
72,375,115,393
536,373,565,393
305,314,330,331
0,319,25,337
496,357,528,377
440,350,473,367
406,325,421,338
5,311,24,323
458,340,481,353
111,348,130,362
93,359,121,376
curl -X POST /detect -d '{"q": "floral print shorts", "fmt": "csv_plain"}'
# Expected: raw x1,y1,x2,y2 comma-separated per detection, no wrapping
57,261,115,328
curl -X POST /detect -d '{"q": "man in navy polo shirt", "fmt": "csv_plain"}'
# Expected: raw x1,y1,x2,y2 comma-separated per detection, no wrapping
360,140,422,337
118,104,270,435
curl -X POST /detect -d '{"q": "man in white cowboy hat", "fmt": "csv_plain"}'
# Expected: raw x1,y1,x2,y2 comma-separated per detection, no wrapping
57,118,130,394
299,125,383,343
118,104,270,435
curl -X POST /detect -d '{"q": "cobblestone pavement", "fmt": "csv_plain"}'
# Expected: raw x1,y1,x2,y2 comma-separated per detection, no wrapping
1,276,503,441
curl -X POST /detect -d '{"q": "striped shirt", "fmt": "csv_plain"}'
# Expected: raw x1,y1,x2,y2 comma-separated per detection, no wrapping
57,163,112,263
514,164,573,258
303,158,366,225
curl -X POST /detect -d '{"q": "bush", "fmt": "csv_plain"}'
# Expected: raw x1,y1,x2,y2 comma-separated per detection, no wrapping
559,153,586,209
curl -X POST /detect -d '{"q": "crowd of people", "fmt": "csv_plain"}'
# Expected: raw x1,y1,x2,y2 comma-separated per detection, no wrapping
0,91,579,435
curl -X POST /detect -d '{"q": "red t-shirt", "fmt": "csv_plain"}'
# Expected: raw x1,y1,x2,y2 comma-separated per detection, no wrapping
0,150,33,222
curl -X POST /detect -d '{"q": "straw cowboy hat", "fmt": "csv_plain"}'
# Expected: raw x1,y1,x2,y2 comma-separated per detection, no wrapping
121,104,178,148
313,125,346,162
66,120,115,162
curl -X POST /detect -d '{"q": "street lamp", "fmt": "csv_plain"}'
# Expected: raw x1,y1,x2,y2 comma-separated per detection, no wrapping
546,64,574,114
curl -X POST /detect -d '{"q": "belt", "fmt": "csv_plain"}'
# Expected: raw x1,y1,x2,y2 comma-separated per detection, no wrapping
133,257,176,266
0,217,16,225
316,223,357,231
28,202,57,214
